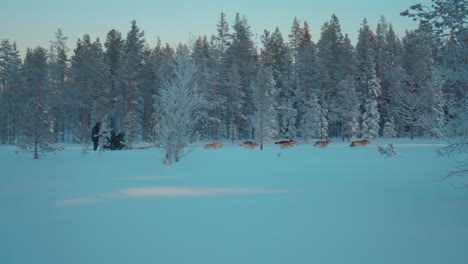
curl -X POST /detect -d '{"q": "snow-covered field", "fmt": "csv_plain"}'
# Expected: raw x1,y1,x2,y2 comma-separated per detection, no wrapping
1,139,467,264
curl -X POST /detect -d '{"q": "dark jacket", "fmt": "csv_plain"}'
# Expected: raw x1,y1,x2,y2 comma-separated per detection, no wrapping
106,130,118,150
116,132,126,150
91,122,101,142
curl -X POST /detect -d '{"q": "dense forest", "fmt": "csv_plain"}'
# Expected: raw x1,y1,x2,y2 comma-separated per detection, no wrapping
0,1,465,162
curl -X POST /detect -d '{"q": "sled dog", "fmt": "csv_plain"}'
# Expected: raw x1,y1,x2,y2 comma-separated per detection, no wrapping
350,140,371,147
314,140,332,148
240,141,258,149
275,140,298,149
204,142,223,149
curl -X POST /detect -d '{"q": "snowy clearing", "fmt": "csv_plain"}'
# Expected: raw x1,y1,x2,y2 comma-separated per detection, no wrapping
1,138,467,264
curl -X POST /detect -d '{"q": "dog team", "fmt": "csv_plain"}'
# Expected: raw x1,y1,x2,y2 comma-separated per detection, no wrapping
204,139,371,149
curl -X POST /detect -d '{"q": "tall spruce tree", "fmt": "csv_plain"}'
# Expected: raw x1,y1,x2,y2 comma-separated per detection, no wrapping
70,35,109,146
300,92,322,140
336,76,360,141
356,19,381,138
251,66,278,149
215,13,231,54
393,31,435,139
19,47,62,158
295,22,321,140
48,29,69,142
150,42,175,142
104,29,124,130
118,21,145,146
0,40,22,144
261,27,295,139
225,13,257,139
317,15,347,137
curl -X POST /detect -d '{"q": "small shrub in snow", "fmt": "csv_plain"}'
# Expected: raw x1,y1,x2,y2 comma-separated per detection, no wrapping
377,143,398,157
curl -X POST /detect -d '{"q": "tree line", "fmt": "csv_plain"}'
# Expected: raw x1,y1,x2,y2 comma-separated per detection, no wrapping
0,9,465,160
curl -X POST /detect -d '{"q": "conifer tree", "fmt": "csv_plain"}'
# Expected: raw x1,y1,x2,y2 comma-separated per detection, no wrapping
0,40,22,144
356,19,381,138
191,36,221,140
18,47,62,158
225,13,257,139
300,92,322,140
104,29,124,129
251,66,278,149
261,27,295,139
317,15,346,87
18,97,63,159
384,25,404,134
119,21,145,146
289,17,304,58
393,31,435,139
361,78,381,139
316,15,347,137
215,13,231,54
48,29,69,142
374,16,390,126
222,62,243,141
296,22,320,140
383,116,397,138
149,42,175,142
336,76,360,141
70,35,109,146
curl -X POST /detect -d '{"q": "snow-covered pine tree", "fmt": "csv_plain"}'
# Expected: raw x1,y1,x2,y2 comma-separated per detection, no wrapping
225,13,258,139
70,35,110,147
316,15,348,137
0,39,22,144
118,21,145,146
90,39,111,126
382,116,397,138
149,42,175,142
157,49,204,165
383,25,404,135
361,78,381,139
261,27,295,139
215,12,231,54
356,19,381,139
319,95,329,140
288,18,306,126
139,46,156,141
222,62,243,141
336,76,360,141
48,29,69,142
104,29,124,130
191,36,223,140
392,30,435,139
209,13,232,140
296,22,321,140
341,34,355,76
18,47,62,158
251,66,278,149
317,15,346,88
327,33,355,137
18,97,62,159
300,92,322,140
374,16,390,127
419,77,445,139
288,17,305,60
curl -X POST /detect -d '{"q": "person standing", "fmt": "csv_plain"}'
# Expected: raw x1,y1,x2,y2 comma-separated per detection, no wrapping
91,122,101,151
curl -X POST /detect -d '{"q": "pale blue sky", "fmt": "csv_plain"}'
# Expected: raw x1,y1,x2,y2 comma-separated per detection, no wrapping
1,0,430,56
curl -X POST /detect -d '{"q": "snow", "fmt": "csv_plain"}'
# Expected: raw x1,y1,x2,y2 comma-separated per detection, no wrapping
1,139,467,264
